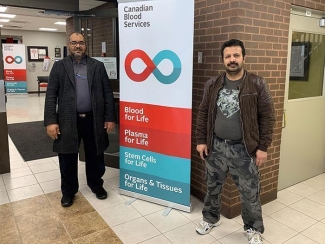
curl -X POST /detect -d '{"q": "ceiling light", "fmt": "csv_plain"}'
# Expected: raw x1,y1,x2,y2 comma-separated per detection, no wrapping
0,19,10,22
39,28,57,31
0,25,3,27
0,6,7,12
0,13,15,18
54,21,66,25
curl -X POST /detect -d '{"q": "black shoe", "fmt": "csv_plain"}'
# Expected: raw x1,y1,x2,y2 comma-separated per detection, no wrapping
93,187,107,200
61,195,74,207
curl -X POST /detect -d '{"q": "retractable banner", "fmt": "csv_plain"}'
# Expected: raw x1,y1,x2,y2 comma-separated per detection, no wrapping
2,44,27,94
118,0,194,212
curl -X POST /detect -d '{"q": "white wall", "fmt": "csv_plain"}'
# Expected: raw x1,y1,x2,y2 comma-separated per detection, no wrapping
2,29,66,92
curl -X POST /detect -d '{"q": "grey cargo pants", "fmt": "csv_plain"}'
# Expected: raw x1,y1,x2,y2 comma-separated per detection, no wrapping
202,136,264,233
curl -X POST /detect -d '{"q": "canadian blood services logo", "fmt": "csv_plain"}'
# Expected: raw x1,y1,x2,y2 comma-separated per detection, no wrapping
125,49,181,84
5,55,23,64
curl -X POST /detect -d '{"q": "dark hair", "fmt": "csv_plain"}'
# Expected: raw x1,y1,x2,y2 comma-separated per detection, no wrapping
220,39,245,59
68,32,86,42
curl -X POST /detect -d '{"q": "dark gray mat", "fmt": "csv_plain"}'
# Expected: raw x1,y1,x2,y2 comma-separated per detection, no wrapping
8,121,57,161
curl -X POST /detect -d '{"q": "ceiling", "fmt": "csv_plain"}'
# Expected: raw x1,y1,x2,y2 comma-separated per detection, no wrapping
0,0,109,33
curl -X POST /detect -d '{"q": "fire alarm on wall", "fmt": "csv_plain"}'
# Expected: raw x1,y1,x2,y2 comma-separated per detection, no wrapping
320,17,325,27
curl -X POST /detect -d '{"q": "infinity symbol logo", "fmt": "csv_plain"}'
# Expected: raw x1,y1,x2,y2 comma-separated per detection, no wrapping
125,50,181,84
5,56,23,64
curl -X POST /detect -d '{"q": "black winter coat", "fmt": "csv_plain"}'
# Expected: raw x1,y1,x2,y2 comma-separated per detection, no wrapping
44,55,116,154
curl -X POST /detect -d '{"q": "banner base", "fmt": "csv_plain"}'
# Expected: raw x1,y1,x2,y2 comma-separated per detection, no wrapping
119,189,192,213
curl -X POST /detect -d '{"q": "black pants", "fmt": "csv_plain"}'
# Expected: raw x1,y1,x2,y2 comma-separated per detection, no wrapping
58,113,105,197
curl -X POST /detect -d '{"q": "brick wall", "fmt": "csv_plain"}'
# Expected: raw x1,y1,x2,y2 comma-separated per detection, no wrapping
192,0,325,218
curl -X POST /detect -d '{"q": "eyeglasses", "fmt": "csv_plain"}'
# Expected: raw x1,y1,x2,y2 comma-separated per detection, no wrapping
69,41,86,46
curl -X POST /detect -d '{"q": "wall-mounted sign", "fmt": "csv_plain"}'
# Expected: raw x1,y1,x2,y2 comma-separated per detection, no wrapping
94,57,117,79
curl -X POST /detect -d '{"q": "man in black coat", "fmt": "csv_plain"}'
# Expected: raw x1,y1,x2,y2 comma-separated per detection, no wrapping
44,32,116,207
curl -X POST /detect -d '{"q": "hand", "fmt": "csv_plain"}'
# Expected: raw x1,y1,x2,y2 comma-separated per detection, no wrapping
197,144,208,160
104,122,115,133
47,124,60,140
256,150,267,166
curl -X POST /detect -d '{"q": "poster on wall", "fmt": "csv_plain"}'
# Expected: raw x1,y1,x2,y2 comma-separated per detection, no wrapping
94,57,117,79
2,44,27,94
118,0,194,212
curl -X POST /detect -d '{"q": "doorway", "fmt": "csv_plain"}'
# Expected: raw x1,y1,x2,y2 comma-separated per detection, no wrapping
278,8,325,189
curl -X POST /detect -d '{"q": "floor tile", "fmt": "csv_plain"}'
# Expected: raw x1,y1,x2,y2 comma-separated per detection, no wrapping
262,200,286,216
164,222,215,244
10,160,28,170
102,167,120,179
262,216,298,244
34,169,60,183
29,162,58,174
178,197,203,221
11,195,52,216
130,198,166,216
51,198,95,221
290,198,325,220
98,202,142,227
2,167,33,180
307,189,325,205
283,234,318,244
62,211,107,239
15,207,60,234
4,174,38,190
0,191,9,205
112,217,160,244
19,220,71,244
86,191,125,211
105,176,120,191
7,184,43,202
276,189,304,206
302,222,325,244
286,182,320,197
40,179,61,193
218,229,251,244
145,209,190,233
0,204,16,231
73,228,122,244
0,227,22,244
27,158,56,167
302,174,325,190
269,207,317,232
140,235,172,244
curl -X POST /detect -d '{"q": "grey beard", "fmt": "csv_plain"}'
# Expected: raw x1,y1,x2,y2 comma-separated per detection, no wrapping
72,53,84,60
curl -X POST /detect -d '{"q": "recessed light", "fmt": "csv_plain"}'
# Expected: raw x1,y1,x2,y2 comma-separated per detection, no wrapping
0,13,15,18
0,19,10,22
0,6,7,12
39,28,57,31
54,21,66,25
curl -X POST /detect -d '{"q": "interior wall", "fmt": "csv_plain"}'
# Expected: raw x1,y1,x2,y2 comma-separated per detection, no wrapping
1,29,66,92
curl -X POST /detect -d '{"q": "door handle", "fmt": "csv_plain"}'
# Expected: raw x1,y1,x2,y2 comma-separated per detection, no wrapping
282,110,286,128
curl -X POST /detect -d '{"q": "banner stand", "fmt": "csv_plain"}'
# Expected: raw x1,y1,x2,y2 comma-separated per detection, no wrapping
120,189,192,213
118,0,194,213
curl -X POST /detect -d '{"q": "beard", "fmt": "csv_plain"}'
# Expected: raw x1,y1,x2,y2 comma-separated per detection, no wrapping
69,47,86,60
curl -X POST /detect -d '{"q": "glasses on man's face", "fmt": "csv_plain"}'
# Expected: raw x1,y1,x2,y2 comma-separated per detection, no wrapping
69,41,86,47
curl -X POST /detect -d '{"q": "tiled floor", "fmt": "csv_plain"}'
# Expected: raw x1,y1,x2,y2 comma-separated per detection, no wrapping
1,94,325,244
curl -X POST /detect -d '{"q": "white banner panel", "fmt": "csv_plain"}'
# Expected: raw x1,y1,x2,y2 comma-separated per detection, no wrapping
118,0,194,212
2,44,27,94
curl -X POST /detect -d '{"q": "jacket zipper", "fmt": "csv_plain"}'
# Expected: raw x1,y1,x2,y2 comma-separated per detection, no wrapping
238,72,253,160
